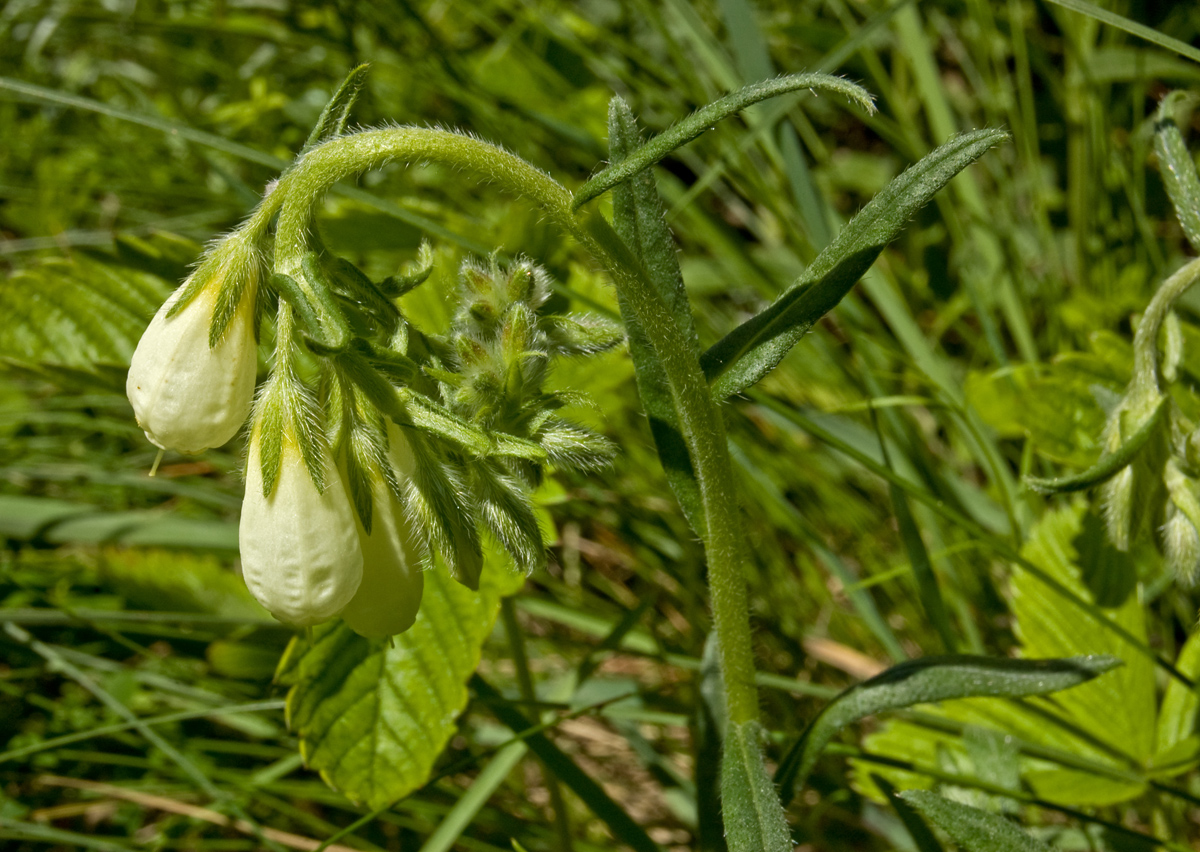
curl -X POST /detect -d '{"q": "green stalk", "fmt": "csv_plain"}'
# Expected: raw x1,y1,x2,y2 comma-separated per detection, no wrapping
269,126,763,730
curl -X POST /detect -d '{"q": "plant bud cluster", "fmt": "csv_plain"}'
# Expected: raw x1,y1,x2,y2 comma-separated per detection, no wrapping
127,230,621,634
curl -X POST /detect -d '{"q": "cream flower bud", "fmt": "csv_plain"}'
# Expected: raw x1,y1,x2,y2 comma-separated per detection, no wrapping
340,426,425,638
240,435,363,627
126,262,257,454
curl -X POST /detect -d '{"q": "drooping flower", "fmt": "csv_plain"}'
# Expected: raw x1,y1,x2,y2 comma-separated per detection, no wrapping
339,425,425,638
240,430,363,627
126,242,259,454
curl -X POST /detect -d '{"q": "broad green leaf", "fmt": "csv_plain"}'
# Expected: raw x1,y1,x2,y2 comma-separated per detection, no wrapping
275,560,524,809
899,791,1052,852
722,720,791,852
1154,92,1200,253
703,129,1008,400
573,74,875,208
1023,769,1145,807
0,255,166,372
607,95,705,533
775,654,1119,805
1011,501,1156,767
1156,628,1200,758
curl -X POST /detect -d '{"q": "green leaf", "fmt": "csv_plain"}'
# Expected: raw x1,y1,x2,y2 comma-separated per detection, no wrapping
1156,627,1200,759
872,775,946,852
899,791,1052,852
1011,502,1157,768
573,74,875,208
301,64,370,154
606,96,704,533
775,654,1120,805
275,558,523,810
1153,92,1200,254
703,129,1008,400
722,720,792,852
0,256,165,372
1023,397,1167,494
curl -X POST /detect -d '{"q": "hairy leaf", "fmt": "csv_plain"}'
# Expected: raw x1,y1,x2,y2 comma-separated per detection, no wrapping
900,791,1051,852
776,653,1119,804
722,720,792,852
574,74,875,207
703,129,1008,400
606,96,705,533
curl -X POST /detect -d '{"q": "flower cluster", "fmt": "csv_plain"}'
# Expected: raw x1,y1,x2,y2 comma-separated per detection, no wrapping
127,229,619,635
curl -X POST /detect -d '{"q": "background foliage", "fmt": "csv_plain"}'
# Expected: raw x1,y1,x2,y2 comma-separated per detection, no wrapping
3,0,1200,850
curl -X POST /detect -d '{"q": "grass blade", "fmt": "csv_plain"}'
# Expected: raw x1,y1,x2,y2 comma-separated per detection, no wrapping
1043,0,1200,65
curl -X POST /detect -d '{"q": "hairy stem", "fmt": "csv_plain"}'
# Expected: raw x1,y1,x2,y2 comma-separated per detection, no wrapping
269,127,763,726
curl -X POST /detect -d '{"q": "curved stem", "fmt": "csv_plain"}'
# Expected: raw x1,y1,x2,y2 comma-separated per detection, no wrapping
1133,255,1200,391
270,127,763,727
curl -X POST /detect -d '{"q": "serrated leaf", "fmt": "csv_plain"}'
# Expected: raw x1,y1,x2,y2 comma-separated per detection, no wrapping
276,557,523,809
1156,628,1200,759
702,129,1008,400
1011,501,1156,767
775,654,1119,805
722,720,792,852
607,96,705,533
0,256,166,370
899,791,1052,852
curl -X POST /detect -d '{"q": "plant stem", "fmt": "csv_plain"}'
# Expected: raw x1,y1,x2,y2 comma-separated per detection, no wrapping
269,127,763,727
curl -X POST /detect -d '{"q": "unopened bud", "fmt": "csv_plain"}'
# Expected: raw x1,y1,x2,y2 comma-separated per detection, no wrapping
1102,466,1135,551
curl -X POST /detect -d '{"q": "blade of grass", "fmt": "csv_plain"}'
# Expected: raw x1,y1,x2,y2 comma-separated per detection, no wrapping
1042,0,1200,64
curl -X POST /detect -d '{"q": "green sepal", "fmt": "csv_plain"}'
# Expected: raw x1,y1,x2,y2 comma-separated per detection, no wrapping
337,389,392,535
1024,396,1167,494
702,129,1009,400
1154,92,1200,254
299,253,353,352
472,461,546,573
379,241,435,297
574,74,876,208
270,272,338,353
328,256,400,326
254,391,286,498
541,313,623,356
208,239,259,348
301,64,370,155
401,430,484,590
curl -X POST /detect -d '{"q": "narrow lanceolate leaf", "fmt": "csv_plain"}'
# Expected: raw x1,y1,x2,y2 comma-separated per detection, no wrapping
276,562,523,810
301,64,370,155
607,96,705,533
1024,397,1167,494
1154,92,1200,254
899,791,1052,852
774,654,1120,805
703,129,1009,400
574,74,875,208
722,721,792,852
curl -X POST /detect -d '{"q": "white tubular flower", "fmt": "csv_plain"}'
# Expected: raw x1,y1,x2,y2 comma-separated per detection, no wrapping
340,425,425,638
240,433,364,627
126,251,258,454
